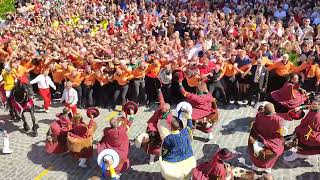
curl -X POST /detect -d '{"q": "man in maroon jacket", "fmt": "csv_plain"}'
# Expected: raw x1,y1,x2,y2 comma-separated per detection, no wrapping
284,96,320,161
248,102,286,173
97,116,131,177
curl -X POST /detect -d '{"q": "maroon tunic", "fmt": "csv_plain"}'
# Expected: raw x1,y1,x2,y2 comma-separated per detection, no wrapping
45,115,71,154
295,110,320,155
192,154,227,180
144,108,173,155
97,125,130,173
248,113,285,168
271,82,307,109
186,93,214,120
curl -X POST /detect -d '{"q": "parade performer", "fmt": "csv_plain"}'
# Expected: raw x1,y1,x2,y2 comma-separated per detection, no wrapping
284,96,320,161
30,69,56,113
157,102,196,180
0,65,17,118
67,110,97,168
178,78,218,139
61,81,78,115
268,73,307,113
134,84,174,165
45,108,72,154
96,115,132,178
248,102,286,173
192,148,234,180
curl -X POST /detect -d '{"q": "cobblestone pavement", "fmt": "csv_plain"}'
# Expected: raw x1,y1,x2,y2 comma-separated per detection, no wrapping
0,99,319,180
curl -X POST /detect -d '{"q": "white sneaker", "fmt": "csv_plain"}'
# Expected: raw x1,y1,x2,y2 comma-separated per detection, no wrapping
44,109,50,113
2,148,12,154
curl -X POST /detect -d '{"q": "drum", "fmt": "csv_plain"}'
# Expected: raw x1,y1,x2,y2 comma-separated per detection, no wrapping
232,167,257,180
193,104,219,133
159,156,196,180
248,131,276,161
134,131,162,155
284,134,298,150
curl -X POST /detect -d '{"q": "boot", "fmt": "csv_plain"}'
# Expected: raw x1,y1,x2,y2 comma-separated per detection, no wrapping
2,130,12,154
78,158,87,168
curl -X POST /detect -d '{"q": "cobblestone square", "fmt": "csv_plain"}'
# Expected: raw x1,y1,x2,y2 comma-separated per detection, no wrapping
0,100,319,180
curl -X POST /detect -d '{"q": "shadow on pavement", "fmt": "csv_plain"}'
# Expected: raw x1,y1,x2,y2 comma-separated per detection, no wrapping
296,172,320,180
38,118,54,125
127,143,152,166
121,170,162,180
220,117,252,135
274,155,313,169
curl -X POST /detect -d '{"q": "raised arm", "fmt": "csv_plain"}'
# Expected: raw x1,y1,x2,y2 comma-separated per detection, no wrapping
178,81,191,98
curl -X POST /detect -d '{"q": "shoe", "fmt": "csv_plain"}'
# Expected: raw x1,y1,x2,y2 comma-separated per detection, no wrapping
44,109,50,113
2,148,12,154
149,155,155,165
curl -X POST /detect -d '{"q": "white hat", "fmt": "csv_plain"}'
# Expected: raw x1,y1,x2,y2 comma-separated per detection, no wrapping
176,102,192,120
97,149,120,170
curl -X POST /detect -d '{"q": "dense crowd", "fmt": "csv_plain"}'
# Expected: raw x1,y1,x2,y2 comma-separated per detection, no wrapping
1,0,320,179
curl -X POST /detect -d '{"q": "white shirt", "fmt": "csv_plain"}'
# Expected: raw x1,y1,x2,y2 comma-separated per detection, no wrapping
30,74,56,90
61,88,78,106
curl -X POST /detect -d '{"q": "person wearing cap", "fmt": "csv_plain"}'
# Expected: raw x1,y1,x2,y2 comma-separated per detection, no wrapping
157,101,195,180
267,73,307,113
158,63,173,104
97,116,131,177
248,102,287,173
45,107,72,154
284,96,320,161
192,148,234,180
178,77,218,139
30,69,56,112
267,54,296,92
67,113,96,168
64,69,84,108
82,65,96,108
60,81,78,115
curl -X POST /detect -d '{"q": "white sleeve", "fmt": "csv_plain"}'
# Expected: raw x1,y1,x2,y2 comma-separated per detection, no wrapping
48,77,56,90
30,75,40,85
71,89,78,105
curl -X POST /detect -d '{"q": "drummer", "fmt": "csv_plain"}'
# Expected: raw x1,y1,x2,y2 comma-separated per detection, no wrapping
284,95,320,161
248,103,286,173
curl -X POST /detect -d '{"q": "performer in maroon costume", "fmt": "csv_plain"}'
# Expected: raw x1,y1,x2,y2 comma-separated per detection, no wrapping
269,73,307,113
192,148,234,180
45,108,72,154
248,103,286,172
96,116,131,175
178,79,218,139
135,88,173,164
67,113,96,168
284,96,320,161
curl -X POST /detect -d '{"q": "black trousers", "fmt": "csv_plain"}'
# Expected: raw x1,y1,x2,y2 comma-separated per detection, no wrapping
145,76,158,103
208,81,226,101
113,83,129,107
82,85,94,107
161,83,172,104
133,78,147,104
222,76,239,102
74,86,82,107
267,73,287,93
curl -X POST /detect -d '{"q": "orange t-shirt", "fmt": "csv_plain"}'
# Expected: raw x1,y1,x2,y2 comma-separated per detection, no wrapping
130,67,147,79
186,75,201,87
83,72,96,86
64,72,84,87
95,74,109,86
222,62,238,77
146,60,161,77
113,68,131,86
267,61,295,77
51,64,65,83
15,65,28,77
